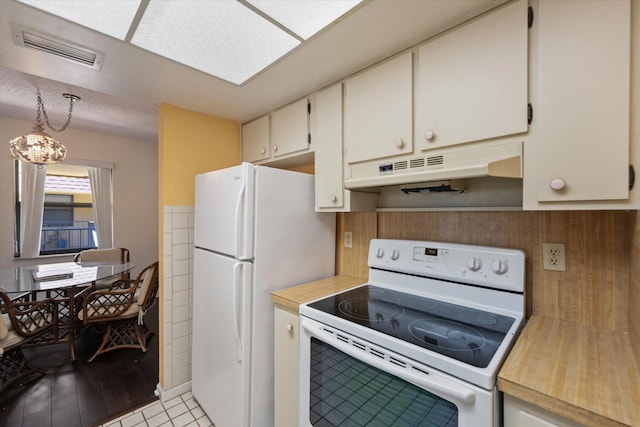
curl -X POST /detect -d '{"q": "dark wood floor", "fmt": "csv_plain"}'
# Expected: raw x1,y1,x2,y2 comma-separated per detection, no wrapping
0,303,159,427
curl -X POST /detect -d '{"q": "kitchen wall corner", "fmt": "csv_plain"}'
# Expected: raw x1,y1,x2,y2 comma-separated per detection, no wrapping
335,212,377,279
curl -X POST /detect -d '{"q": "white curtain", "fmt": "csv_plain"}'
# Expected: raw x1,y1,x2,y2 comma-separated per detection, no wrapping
88,167,114,248
20,163,47,258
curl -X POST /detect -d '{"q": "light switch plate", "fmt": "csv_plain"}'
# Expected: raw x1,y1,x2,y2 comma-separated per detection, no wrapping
344,231,353,248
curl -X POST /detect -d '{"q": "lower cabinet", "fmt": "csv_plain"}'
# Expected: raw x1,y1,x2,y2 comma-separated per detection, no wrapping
274,306,300,426
503,395,584,427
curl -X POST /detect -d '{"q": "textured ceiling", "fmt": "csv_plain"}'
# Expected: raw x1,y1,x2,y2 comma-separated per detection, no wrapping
0,0,507,144
0,66,158,142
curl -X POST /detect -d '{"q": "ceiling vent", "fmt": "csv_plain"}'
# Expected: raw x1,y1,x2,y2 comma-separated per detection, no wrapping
11,23,104,70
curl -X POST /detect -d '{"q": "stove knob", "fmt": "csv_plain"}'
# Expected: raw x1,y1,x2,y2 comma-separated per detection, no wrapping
391,249,400,260
466,257,482,271
491,260,509,275
375,248,384,258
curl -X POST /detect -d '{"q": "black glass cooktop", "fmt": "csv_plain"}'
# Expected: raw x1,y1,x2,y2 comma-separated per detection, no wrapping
308,285,515,368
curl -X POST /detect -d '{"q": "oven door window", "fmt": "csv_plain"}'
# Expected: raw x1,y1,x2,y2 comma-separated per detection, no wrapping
309,338,458,426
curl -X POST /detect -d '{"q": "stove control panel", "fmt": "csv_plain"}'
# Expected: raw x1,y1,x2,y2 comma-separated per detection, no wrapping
412,246,449,264
368,239,525,293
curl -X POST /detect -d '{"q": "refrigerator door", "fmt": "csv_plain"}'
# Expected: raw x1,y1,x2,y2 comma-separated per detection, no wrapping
194,163,255,260
248,166,336,427
192,248,253,427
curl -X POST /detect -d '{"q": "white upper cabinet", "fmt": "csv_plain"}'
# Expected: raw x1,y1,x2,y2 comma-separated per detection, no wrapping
414,0,529,152
314,83,378,212
242,115,270,163
270,98,310,159
244,0,637,210
242,98,311,164
315,84,345,209
531,0,632,204
344,52,413,164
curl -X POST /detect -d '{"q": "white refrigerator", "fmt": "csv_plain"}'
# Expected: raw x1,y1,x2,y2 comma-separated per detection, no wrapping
191,163,335,427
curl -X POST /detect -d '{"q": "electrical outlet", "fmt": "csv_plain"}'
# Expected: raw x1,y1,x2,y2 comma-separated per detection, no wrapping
542,243,566,271
344,231,353,248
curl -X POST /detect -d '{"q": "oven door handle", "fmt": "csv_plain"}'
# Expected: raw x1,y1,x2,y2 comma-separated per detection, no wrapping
303,323,476,405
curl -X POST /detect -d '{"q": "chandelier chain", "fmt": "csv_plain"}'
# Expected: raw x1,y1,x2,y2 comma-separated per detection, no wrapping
36,89,77,133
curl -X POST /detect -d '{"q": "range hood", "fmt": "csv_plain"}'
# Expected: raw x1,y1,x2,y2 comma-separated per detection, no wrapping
344,141,522,190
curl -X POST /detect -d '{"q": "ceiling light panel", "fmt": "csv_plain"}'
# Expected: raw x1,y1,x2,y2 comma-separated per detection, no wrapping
247,0,362,40
131,1,300,85
17,0,141,40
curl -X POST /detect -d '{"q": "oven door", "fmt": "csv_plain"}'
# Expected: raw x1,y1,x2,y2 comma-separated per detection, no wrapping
299,317,497,427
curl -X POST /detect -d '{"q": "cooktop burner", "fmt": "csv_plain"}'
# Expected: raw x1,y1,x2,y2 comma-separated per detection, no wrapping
308,285,515,368
338,297,405,322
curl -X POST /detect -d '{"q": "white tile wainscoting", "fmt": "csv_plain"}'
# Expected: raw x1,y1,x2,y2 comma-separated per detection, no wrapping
162,206,195,393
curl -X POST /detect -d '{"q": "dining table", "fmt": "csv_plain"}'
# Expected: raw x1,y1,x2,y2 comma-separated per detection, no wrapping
0,261,136,361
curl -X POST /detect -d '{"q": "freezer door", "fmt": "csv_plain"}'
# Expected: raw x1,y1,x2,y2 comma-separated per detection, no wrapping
192,249,253,427
194,163,255,259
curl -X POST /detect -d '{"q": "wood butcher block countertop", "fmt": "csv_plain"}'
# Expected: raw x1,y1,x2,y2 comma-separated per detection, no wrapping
270,275,367,313
498,315,640,427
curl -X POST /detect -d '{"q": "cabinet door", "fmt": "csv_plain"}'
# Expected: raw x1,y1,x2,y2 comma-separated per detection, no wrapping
242,115,270,163
315,84,345,209
273,307,300,427
503,395,584,427
315,84,379,212
415,0,528,152
344,52,413,164
535,0,630,202
271,98,310,158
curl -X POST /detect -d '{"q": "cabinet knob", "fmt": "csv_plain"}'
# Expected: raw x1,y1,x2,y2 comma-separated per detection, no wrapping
285,324,293,332
549,178,567,191
330,194,337,203
260,148,266,155
395,138,405,148
424,130,436,141
272,145,278,152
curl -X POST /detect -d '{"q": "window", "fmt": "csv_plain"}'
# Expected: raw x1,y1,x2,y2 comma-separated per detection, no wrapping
13,160,113,258
41,192,97,255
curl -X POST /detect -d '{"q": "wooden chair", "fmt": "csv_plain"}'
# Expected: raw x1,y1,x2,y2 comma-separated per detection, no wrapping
0,291,57,392
74,248,130,289
79,262,159,362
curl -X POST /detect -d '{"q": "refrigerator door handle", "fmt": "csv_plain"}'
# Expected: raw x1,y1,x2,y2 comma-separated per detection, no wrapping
234,179,246,258
233,262,244,363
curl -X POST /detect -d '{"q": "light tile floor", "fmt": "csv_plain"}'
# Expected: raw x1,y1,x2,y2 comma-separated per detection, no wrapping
98,391,214,427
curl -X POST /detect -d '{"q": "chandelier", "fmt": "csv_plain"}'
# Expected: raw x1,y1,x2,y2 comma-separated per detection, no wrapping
9,89,80,166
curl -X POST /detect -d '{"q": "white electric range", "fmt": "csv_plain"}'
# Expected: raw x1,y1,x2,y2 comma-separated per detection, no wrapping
299,239,525,426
